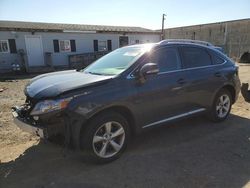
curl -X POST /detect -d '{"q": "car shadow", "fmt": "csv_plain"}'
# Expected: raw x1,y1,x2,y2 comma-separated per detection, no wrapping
1,114,250,188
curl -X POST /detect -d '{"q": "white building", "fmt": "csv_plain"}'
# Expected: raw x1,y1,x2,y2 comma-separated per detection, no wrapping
0,21,161,73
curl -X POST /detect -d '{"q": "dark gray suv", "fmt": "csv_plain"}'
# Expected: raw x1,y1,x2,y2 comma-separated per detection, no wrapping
12,40,241,163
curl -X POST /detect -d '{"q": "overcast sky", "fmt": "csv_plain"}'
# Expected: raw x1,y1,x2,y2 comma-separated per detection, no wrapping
0,0,249,29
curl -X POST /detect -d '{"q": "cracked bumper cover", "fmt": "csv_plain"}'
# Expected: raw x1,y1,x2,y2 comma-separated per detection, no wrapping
12,110,46,138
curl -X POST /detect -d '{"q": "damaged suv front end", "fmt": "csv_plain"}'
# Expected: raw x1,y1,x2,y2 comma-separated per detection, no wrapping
12,96,72,139
11,69,115,141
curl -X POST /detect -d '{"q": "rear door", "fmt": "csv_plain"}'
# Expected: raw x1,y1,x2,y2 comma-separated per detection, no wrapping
179,46,224,109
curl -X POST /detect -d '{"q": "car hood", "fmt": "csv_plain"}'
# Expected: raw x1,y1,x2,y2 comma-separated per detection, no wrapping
25,70,114,100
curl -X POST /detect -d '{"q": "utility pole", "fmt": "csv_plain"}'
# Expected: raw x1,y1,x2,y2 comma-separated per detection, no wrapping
161,14,166,40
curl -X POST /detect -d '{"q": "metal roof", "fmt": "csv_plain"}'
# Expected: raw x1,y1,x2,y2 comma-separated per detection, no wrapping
0,20,160,34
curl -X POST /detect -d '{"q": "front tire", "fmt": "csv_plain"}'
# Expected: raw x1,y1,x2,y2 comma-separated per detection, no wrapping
208,89,232,122
81,112,130,163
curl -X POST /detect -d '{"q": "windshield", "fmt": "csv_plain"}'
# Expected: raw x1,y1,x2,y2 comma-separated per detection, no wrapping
83,44,154,76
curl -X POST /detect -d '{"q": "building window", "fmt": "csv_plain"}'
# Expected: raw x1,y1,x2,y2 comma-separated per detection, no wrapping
98,41,107,51
135,40,140,44
54,40,76,53
0,40,9,53
93,40,112,52
59,40,71,52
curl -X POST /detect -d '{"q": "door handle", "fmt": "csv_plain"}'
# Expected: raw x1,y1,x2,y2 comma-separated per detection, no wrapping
214,72,222,77
177,78,186,85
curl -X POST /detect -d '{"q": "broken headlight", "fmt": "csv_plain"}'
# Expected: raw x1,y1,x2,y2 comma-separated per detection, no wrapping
30,98,72,116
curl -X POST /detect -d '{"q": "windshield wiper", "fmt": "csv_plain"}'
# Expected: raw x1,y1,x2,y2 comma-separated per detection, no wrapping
86,71,103,75
86,71,114,76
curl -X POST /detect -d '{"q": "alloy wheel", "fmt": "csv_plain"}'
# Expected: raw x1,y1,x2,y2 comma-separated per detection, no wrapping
216,94,231,118
92,121,125,158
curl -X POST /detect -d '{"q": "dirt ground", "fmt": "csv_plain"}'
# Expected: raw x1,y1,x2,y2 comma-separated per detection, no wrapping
0,64,250,188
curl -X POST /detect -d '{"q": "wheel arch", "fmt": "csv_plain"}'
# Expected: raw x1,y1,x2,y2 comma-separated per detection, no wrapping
207,84,235,122
83,105,137,136
221,84,236,104
212,84,236,105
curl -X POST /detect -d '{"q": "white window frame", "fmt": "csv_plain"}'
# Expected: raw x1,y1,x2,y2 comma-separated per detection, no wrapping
0,40,10,53
59,40,71,52
98,41,107,51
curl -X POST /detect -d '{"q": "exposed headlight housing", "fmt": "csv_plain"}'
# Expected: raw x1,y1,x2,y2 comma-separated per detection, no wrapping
30,97,72,116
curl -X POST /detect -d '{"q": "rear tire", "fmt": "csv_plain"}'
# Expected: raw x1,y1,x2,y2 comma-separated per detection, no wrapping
208,89,232,122
80,111,130,163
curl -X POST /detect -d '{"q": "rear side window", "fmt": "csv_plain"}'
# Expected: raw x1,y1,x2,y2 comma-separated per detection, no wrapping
181,47,212,68
211,53,225,64
150,47,181,72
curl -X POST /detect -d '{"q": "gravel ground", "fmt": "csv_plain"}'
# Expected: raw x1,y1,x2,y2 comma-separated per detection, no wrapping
0,64,250,188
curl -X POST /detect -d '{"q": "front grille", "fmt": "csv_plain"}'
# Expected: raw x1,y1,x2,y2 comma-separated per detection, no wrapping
14,96,35,118
18,103,32,118
12,101,38,126
25,95,35,105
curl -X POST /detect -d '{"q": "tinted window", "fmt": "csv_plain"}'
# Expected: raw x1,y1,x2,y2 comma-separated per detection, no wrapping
150,47,181,72
181,47,212,68
212,53,225,64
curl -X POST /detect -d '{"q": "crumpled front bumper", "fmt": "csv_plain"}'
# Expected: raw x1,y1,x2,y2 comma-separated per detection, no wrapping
12,107,46,138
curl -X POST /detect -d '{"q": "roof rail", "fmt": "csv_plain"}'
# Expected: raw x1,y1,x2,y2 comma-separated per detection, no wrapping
159,39,214,47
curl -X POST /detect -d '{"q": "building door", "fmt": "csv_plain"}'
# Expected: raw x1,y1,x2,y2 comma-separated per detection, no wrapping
25,35,44,66
119,36,129,47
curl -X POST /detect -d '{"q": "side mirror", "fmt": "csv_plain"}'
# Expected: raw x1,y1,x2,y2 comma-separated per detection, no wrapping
139,63,159,78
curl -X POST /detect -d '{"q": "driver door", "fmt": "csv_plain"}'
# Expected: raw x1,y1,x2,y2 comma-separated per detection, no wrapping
132,46,189,128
